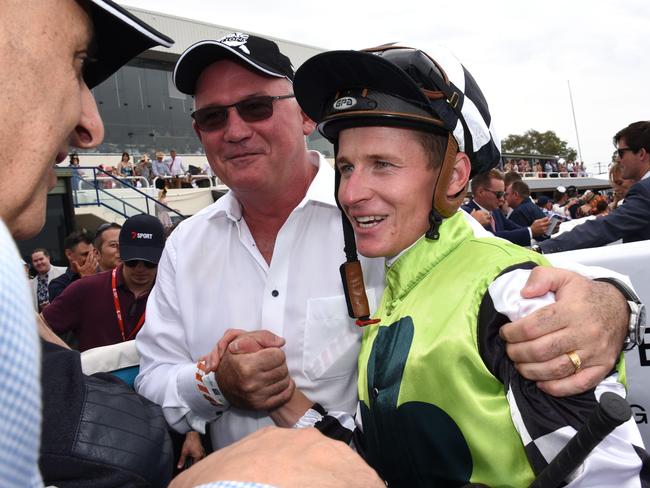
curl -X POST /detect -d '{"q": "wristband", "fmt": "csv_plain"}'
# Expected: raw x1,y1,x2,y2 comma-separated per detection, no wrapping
195,361,230,410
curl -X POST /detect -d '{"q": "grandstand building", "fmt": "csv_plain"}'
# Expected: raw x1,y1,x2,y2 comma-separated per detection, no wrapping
80,7,332,162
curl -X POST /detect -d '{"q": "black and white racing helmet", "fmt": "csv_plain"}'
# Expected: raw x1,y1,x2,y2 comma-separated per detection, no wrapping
296,44,500,176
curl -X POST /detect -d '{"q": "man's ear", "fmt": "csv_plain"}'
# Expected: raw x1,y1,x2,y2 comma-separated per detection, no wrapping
64,249,73,262
447,151,471,198
301,110,317,136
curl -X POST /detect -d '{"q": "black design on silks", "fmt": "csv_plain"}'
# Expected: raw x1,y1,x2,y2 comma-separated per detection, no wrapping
361,317,473,487
476,261,601,478
633,445,650,488
311,403,354,446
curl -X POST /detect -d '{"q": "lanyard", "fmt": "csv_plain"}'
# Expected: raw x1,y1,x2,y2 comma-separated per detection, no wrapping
111,267,146,341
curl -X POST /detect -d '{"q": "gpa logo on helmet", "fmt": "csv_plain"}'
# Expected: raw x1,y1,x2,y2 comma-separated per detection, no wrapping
333,97,356,111
219,32,251,55
131,231,153,240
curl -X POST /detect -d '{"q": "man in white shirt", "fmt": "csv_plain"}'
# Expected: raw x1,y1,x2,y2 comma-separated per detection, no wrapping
135,32,636,450
164,149,187,188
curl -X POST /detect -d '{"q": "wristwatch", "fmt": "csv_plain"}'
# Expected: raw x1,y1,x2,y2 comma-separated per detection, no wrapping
596,277,646,350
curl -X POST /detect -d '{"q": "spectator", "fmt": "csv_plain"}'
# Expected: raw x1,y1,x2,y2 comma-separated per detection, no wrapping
590,195,610,216
29,248,66,312
152,150,170,188
552,185,570,216
578,161,588,176
503,170,522,188
135,153,153,185
164,149,187,189
42,215,164,352
48,230,97,301
567,160,575,175
534,162,543,176
116,151,134,182
156,188,173,229
506,180,550,237
462,170,547,246
500,171,523,217
544,160,554,174
69,153,84,190
94,222,122,272
539,121,650,253
536,195,553,214
135,31,635,456
610,162,634,209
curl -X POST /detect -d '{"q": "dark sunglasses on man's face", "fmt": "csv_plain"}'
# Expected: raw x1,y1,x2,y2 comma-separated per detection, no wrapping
485,188,505,199
616,147,635,158
191,94,295,132
124,259,157,269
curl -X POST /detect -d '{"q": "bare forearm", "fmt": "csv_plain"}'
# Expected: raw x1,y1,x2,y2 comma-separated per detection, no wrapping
269,386,313,427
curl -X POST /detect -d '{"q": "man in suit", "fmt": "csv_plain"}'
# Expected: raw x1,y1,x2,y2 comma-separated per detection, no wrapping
506,180,549,232
30,248,66,311
463,169,548,246
540,121,650,253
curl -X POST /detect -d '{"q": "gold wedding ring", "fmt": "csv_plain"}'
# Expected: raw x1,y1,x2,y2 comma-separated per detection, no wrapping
567,350,582,374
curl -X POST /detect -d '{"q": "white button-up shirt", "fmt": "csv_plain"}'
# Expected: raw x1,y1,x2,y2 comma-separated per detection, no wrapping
164,155,186,176
135,151,385,449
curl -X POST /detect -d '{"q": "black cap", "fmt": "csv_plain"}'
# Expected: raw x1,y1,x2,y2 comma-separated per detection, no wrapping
85,0,174,88
119,214,165,265
174,32,294,95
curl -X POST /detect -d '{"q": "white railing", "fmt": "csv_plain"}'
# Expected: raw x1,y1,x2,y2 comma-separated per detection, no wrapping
151,175,217,189
76,176,150,189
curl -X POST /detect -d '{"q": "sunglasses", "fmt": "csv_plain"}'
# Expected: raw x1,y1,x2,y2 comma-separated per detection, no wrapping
124,259,157,269
485,189,505,198
616,148,635,158
191,94,295,132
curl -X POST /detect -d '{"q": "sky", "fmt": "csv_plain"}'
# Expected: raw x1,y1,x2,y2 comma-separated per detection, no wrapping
119,0,649,174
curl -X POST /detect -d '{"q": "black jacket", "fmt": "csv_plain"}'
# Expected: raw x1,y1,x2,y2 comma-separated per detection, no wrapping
40,341,173,487
462,200,531,246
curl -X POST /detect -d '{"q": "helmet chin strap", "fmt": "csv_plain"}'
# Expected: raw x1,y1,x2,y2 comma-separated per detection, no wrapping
426,133,465,240
334,142,380,326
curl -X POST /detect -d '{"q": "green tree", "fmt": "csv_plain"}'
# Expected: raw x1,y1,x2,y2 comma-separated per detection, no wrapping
501,129,577,160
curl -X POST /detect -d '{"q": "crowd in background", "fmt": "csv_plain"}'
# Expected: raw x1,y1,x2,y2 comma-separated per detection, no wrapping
498,158,588,177
68,149,215,190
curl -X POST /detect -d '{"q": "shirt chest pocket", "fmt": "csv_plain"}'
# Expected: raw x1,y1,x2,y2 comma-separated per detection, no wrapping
303,290,376,381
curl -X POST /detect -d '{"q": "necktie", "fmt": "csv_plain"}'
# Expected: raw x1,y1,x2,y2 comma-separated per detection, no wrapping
37,273,49,305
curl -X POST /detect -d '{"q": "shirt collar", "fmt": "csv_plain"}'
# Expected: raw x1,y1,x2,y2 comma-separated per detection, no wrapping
642,170,650,181
295,151,336,209
206,150,336,223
